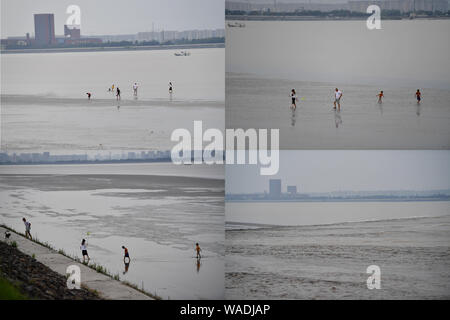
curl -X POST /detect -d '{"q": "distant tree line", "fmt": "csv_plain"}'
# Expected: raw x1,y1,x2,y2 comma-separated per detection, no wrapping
225,9,450,18
3,37,225,50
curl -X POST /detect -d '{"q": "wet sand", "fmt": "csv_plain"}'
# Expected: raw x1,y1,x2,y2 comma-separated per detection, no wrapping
226,215,450,300
226,73,450,149
1,95,224,153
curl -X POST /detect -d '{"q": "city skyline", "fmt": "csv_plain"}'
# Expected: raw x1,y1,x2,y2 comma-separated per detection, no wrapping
1,0,224,38
1,10,225,48
228,177,450,196
226,151,450,194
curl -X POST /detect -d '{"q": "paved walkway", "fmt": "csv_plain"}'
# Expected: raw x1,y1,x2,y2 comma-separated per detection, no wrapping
0,226,153,300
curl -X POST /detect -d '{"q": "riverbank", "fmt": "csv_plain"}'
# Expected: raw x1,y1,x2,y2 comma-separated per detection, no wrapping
0,239,101,299
0,225,157,300
1,43,224,54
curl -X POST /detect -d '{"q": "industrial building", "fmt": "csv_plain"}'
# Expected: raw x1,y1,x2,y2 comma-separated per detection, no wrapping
34,13,56,45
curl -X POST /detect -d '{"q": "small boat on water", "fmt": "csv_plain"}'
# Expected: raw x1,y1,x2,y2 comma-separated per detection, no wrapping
174,51,191,56
227,22,245,28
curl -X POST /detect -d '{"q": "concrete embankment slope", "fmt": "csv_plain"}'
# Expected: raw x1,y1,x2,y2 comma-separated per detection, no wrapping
0,226,153,300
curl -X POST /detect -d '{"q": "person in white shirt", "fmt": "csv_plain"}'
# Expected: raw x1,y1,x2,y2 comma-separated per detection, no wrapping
333,88,343,110
22,217,32,239
133,83,138,96
81,239,90,263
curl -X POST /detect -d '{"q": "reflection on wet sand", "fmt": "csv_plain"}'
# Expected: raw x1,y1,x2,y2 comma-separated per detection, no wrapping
378,100,383,116
124,261,130,275
196,258,202,273
227,73,450,149
334,110,342,128
290,109,297,127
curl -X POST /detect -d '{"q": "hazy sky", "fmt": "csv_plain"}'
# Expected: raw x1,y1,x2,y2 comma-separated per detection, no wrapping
1,0,224,38
226,150,450,193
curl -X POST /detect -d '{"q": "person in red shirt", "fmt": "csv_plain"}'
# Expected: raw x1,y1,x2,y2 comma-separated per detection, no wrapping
122,246,130,263
415,89,422,103
195,243,202,259
377,91,384,103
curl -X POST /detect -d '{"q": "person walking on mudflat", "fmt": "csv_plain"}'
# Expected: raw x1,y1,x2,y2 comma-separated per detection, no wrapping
22,217,32,239
377,91,384,103
333,88,343,110
116,87,121,100
195,242,202,259
290,89,298,109
416,89,422,104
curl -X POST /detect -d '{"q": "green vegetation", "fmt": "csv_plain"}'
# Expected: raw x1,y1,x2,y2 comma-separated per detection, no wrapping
225,9,450,19
122,280,162,300
0,275,28,300
10,241,17,248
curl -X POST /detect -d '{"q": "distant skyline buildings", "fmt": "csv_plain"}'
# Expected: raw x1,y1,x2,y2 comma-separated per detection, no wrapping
269,179,299,198
1,0,224,39
0,150,172,164
226,151,450,194
2,10,224,47
269,179,282,198
226,173,450,200
95,28,225,43
34,13,56,45
226,175,450,201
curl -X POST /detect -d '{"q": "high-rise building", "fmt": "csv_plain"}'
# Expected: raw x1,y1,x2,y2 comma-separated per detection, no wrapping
269,179,281,198
34,14,56,45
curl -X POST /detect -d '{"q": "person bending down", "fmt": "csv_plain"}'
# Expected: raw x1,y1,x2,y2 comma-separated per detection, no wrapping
122,246,131,262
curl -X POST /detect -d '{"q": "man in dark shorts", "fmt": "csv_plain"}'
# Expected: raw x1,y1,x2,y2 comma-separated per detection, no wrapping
81,239,89,263
116,87,121,100
195,243,202,259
